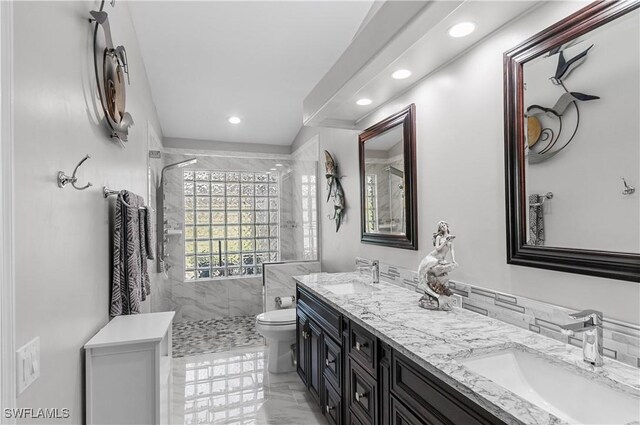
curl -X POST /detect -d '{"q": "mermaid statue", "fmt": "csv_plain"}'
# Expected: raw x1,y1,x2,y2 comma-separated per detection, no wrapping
417,221,458,311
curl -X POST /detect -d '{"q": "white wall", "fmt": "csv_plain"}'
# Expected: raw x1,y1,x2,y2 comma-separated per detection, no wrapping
13,1,162,421
296,1,640,324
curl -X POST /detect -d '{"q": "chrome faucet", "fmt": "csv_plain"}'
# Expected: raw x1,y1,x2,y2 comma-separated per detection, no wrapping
559,309,604,367
356,258,379,284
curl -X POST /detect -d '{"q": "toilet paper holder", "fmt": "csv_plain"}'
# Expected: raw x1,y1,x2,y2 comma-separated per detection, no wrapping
275,296,295,309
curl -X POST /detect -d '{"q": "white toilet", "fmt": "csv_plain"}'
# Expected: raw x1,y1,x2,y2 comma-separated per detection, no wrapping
256,308,297,373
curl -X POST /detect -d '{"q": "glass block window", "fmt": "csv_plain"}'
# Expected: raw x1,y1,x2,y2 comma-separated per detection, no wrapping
365,175,378,232
184,170,280,280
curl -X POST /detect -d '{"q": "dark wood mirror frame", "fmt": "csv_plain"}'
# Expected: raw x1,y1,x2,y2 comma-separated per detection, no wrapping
504,0,640,282
359,104,418,250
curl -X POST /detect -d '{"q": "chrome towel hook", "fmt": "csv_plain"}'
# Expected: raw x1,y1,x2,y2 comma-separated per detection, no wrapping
57,154,93,190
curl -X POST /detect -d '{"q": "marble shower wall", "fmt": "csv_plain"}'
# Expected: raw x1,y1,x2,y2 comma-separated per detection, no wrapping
263,261,321,312
153,148,319,322
289,140,319,261
375,261,640,368
171,277,262,322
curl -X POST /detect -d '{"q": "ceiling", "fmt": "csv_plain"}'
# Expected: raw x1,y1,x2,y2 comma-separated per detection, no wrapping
128,1,373,146
304,1,540,128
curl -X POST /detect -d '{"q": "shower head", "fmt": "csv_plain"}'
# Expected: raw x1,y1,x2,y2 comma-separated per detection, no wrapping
162,157,197,174
384,165,404,178
160,157,197,185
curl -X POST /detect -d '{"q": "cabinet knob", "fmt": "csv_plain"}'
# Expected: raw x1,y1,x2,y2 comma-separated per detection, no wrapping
325,358,336,367
355,391,368,402
326,405,335,413
302,331,308,340
355,341,368,351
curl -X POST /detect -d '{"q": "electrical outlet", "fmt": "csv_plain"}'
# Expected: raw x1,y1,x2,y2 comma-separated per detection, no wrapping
148,150,162,159
451,294,463,309
16,337,40,394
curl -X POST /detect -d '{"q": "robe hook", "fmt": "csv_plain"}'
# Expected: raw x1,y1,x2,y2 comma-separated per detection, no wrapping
57,154,93,190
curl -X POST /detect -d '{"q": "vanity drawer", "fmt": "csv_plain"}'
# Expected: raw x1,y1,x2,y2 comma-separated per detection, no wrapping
323,334,342,391
391,352,505,425
323,380,342,425
349,322,377,377
348,358,377,425
390,396,430,425
297,285,342,341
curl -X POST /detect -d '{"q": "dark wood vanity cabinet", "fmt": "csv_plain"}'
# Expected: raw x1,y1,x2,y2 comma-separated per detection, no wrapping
297,286,345,423
296,284,506,425
296,308,310,386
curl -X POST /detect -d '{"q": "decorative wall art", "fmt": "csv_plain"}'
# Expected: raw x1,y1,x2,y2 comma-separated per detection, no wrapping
525,44,599,164
90,1,134,143
324,150,345,232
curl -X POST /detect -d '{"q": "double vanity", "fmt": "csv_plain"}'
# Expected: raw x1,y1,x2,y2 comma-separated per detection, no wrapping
294,272,640,425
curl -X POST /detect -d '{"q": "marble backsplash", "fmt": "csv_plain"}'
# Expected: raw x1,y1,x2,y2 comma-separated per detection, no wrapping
376,262,640,368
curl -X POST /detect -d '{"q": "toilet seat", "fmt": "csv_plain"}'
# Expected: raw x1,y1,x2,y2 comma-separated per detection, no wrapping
256,309,296,327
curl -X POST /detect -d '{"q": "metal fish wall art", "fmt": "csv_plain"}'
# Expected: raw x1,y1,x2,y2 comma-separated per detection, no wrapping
324,150,345,232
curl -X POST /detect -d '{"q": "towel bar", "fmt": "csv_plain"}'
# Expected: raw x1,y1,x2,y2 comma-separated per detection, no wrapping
103,186,147,210
529,192,553,207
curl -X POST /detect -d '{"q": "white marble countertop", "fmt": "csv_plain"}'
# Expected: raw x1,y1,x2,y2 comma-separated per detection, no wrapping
294,272,640,425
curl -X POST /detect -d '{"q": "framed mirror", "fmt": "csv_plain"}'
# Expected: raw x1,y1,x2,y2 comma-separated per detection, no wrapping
504,1,640,281
359,104,417,250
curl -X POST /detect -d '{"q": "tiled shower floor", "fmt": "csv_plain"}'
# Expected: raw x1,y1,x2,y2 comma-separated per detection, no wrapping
173,316,265,358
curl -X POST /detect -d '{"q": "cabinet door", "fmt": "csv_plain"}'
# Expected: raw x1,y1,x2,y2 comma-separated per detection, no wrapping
296,309,309,386
308,318,323,403
348,358,377,425
323,334,342,392
323,380,342,425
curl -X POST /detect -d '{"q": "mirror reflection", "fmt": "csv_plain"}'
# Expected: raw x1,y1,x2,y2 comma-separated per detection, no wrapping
522,8,639,254
363,125,405,235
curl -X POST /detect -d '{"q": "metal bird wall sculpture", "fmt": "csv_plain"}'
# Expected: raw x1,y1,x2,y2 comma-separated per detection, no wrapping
324,151,345,232
525,43,599,164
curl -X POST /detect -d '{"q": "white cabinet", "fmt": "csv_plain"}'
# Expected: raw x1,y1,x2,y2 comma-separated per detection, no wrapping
85,312,175,425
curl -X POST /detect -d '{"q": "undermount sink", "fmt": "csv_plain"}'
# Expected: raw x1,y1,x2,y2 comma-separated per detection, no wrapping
461,348,640,424
324,282,380,295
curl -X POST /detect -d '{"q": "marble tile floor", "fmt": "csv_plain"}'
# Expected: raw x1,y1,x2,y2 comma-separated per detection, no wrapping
172,345,325,425
173,316,265,358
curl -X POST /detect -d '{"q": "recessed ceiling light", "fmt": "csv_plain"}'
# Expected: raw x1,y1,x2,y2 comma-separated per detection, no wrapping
275,163,283,167
448,22,476,38
270,168,277,171
228,116,241,124
392,69,411,80
356,98,372,106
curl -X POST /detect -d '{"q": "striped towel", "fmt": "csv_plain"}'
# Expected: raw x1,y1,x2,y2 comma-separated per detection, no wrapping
110,191,154,317
528,194,545,246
